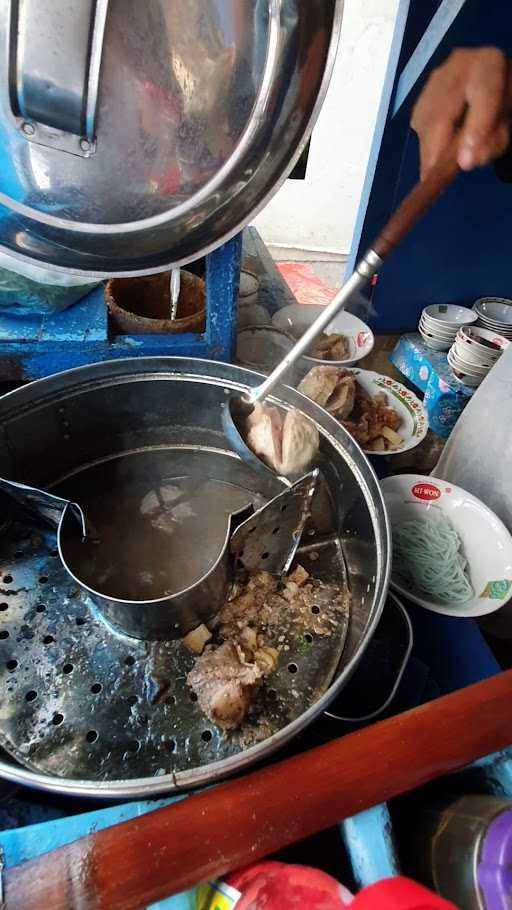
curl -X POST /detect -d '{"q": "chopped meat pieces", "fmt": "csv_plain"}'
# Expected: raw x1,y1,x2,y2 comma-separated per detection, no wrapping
182,623,212,655
217,569,346,642
187,641,263,731
299,366,403,452
324,375,356,420
253,645,279,675
298,366,341,408
379,407,401,431
289,564,310,586
309,333,351,362
187,567,349,731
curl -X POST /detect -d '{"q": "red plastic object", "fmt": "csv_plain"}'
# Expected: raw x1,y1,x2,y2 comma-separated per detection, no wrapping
277,262,337,306
226,865,458,910
227,861,353,908
352,878,458,910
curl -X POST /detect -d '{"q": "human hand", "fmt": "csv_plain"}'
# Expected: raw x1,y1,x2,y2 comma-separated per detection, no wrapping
412,47,512,178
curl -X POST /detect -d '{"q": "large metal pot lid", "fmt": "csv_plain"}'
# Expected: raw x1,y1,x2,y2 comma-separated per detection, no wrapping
0,0,342,278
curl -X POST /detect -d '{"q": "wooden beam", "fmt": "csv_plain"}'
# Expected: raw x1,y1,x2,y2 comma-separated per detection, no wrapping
4,672,512,910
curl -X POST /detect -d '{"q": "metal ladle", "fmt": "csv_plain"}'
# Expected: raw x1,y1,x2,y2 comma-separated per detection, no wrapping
223,137,462,475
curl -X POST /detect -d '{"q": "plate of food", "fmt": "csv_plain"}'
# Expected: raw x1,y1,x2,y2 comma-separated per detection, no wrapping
272,304,374,366
381,474,512,617
298,367,428,455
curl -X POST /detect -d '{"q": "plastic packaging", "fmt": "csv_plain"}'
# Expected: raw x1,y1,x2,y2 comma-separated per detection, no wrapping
0,250,98,316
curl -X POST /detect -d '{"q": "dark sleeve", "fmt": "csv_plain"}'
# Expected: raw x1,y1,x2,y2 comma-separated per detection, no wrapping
495,142,512,182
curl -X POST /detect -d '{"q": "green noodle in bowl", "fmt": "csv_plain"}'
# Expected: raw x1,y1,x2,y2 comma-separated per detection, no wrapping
392,515,473,604
381,474,512,618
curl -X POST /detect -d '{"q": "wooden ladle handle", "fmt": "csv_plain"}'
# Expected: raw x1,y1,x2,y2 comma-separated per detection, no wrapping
373,134,461,260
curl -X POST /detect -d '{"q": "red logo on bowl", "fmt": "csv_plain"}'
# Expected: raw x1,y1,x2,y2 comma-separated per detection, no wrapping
411,482,441,501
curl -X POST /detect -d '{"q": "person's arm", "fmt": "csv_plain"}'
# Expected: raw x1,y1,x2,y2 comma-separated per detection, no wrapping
411,47,512,179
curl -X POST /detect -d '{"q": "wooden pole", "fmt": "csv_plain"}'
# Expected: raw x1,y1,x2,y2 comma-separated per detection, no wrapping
4,671,512,910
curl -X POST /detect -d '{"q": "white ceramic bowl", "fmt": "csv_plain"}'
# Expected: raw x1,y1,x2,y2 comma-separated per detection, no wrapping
381,474,512,617
458,324,507,354
272,304,374,366
447,350,485,387
474,297,512,326
476,318,512,339
448,345,489,374
479,323,512,333
452,339,495,369
421,311,459,333
453,346,498,370
447,346,485,376
424,304,478,328
476,315,512,331
478,323,512,334
419,329,451,352
419,316,457,342
450,372,482,388
475,310,512,327
420,312,454,328
419,319,457,341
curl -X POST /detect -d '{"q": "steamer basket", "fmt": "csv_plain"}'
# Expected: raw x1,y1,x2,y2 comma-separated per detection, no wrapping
0,357,390,798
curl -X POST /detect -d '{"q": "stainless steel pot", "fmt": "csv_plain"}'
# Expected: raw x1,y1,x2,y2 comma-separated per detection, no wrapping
0,1,343,277
0,357,390,797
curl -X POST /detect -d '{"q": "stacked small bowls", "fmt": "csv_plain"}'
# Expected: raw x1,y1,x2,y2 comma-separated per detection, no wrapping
419,304,477,351
473,297,512,339
448,324,509,387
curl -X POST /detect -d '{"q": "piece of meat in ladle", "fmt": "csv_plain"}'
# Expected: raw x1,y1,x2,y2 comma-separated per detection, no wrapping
280,410,319,476
246,403,284,471
245,403,319,476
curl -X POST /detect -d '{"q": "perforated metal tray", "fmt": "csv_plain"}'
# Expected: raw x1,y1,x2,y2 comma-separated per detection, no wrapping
0,356,389,797
0,501,349,783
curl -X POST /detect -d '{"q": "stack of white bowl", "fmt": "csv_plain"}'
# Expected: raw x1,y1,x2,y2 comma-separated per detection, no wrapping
448,324,509,387
473,297,512,339
419,304,477,351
